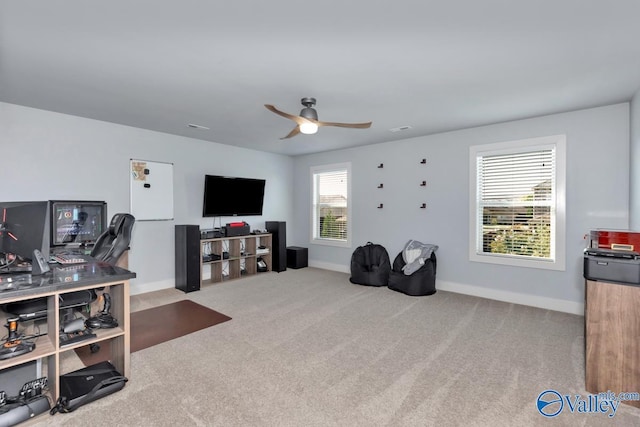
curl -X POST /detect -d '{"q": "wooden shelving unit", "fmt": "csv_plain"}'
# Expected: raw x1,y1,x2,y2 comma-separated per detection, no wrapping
200,234,272,285
174,225,272,292
0,278,130,407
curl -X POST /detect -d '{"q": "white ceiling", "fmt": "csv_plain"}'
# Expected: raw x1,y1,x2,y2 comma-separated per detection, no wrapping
2,1,640,156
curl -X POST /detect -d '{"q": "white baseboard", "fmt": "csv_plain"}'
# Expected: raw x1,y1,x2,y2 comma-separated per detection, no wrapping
308,260,350,274
132,262,584,315
309,260,584,315
130,278,175,295
430,280,583,315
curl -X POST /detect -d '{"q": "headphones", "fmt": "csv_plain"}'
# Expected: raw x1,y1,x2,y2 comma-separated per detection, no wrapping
85,314,118,329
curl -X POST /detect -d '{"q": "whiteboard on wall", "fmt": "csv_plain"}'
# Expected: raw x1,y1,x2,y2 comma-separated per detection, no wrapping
130,159,174,221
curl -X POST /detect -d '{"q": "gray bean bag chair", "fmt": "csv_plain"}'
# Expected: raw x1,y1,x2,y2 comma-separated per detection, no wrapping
388,240,438,296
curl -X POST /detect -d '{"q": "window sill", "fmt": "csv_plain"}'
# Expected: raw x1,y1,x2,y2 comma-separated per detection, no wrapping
469,252,565,271
311,237,351,248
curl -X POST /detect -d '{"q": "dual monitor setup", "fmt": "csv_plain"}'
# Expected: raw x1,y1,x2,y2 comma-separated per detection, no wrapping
0,200,109,359
0,200,107,274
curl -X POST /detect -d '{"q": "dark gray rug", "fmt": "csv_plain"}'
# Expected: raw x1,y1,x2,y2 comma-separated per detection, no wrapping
75,300,231,366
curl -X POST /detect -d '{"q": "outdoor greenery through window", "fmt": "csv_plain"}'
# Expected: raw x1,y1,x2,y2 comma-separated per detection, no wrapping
311,163,350,246
470,135,566,270
480,149,553,257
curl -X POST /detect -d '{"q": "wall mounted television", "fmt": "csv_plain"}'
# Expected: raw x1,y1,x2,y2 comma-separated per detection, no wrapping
202,175,266,217
50,200,107,247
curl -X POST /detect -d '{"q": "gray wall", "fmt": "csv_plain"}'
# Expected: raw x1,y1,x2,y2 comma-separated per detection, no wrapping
1,101,632,312
631,89,640,229
292,104,630,313
0,102,294,294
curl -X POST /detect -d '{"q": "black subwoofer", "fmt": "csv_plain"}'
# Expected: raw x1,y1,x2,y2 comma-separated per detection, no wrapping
287,246,308,269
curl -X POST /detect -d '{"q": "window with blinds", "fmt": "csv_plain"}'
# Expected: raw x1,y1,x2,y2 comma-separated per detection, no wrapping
311,163,351,246
470,135,566,270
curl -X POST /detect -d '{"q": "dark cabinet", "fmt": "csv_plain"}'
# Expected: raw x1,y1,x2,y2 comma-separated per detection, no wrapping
266,221,286,272
175,225,201,293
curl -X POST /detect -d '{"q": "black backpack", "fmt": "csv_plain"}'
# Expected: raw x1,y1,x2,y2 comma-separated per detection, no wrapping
349,242,391,287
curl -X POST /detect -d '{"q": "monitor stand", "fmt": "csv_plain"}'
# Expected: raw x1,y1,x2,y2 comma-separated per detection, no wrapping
31,249,50,276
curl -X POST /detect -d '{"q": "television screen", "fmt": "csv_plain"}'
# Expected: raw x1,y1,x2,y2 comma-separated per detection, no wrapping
203,175,266,217
50,200,107,246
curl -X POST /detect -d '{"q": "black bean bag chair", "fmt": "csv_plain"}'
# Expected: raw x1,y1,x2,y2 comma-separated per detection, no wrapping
349,242,391,287
388,241,437,296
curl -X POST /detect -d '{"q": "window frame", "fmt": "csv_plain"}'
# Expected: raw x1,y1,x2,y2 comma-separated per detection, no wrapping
310,162,352,248
469,135,566,271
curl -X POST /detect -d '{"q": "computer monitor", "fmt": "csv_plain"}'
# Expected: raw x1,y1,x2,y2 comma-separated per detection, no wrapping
0,201,49,264
50,201,107,248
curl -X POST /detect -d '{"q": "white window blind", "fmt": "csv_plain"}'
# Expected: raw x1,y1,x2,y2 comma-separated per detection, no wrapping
476,147,555,259
311,164,350,246
470,135,565,270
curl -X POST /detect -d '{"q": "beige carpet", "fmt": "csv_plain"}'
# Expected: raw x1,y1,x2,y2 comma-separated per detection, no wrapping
35,268,640,426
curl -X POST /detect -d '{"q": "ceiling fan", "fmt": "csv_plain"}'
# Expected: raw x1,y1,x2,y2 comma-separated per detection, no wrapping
264,97,372,139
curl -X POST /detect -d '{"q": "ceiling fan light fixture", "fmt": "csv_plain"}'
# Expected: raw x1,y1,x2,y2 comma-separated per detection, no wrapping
299,121,318,135
299,106,318,121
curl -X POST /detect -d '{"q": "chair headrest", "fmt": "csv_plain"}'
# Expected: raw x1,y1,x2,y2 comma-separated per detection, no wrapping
108,213,135,236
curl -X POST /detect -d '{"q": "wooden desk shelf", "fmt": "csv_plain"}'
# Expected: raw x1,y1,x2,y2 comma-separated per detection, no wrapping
0,266,133,417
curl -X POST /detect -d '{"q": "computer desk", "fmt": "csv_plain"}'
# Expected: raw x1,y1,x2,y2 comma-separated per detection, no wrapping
0,259,135,406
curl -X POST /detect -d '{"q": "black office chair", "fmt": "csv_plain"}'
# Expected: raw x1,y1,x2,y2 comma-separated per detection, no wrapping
90,213,135,265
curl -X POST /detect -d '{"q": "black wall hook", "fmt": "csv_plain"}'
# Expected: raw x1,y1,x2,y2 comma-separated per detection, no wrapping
420,203,427,209
377,203,384,209
377,163,384,168
378,183,384,189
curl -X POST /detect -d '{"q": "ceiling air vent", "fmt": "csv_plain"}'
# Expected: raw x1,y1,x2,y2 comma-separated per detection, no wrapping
187,123,210,130
389,125,412,133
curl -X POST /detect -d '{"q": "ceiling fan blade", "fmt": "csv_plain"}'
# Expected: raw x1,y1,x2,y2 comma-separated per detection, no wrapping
265,104,306,125
280,126,301,139
315,120,372,129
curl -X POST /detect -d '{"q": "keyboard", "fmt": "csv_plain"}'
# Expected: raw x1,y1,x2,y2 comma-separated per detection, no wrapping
51,254,88,265
60,330,97,347
0,265,31,274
